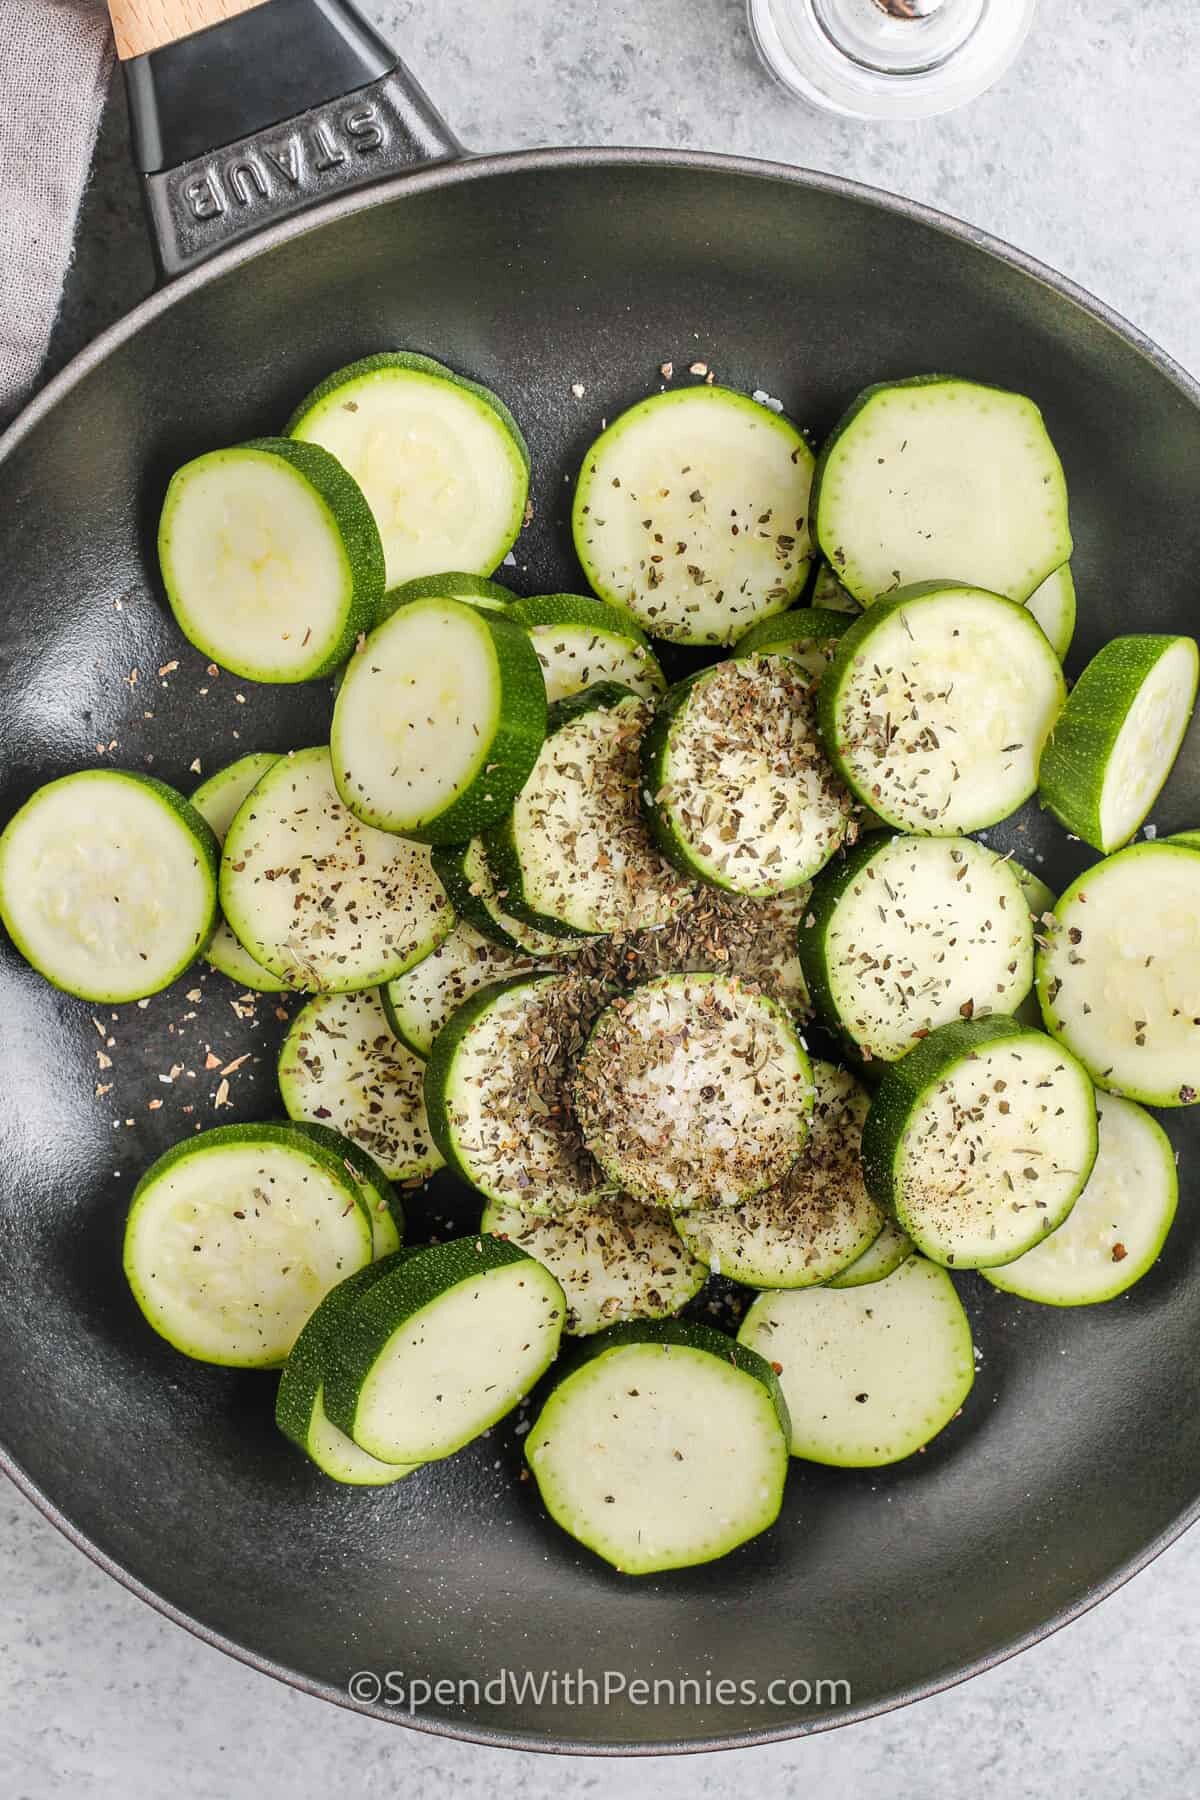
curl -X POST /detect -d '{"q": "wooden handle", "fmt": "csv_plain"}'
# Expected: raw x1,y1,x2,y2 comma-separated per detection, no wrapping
107,0,271,59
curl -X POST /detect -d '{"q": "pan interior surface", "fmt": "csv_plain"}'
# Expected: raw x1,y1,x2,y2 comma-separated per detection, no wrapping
0,156,1198,1752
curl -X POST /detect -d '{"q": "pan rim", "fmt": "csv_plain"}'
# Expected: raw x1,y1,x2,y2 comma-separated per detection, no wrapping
1,141,1197,1755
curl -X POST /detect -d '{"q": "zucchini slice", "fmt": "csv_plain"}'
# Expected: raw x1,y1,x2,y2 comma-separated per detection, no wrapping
480,1193,707,1335
574,972,814,1207
810,559,861,614
281,1119,405,1259
0,769,218,1005
811,375,1072,607
984,1091,1177,1306
818,583,1066,834
123,1122,375,1367
861,1016,1098,1268
323,1236,565,1463
739,1256,973,1466
1169,830,1200,851
673,1061,883,1287
380,570,517,622
287,353,529,589
1036,840,1200,1107
485,685,692,937
382,921,544,1059
1038,634,1198,852
158,438,384,682
798,833,1034,1061
220,746,452,991
825,1217,915,1288
276,1259,420,1483
508,593,666,702
190,752,291,992
1026,562,1076,659
525,1320,790,1575
278,989,443,1183
430,838,570,958
1009,855,1056,923
331,595,546,842
731,604,851,679
424,972,603,1212
573,385,815,645
642,657,851,897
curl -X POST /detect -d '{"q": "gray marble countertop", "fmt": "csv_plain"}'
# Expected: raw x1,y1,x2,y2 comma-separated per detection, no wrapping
6,0,1200,1792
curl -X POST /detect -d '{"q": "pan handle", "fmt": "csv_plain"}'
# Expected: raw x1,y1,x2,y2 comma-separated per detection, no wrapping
107,0,464,279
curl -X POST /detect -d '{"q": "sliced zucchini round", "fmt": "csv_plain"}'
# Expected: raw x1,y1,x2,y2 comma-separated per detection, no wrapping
287,353,529,590
280,1119,404,1259
424,972,602,1212
1038,634,1198,852
642,657,850,897
508,593,666,702
818,583,1066,834
123,1122,375,1367
480,1193,707,1335
825,1217,914,1288
573,385,815,645
430,838,571,958
278,988,443,1182
797,832,1034,1061
276,1258,420,1483
322,1236,565,1464
382,921,544,1059
1025,562,1076,659
861,1016,1098,1269
158,437,384,682
983,1091,1177,1306
485,685,692,937
739,1256,973,1466
731,604,851,680
574,972,814,1208
525,1320,790,1574
331,595,546,842
0,769,218,1004
220,746,452,991
190,752,292,992
1036,840,1200,1107
673,1061,882,1287
811,375,1072,607
810,559,861,614
379,570,517,622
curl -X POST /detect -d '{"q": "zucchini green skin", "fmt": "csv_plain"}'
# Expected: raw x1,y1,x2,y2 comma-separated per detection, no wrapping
190,753,292,993
825,1219,915,1287
0,769,220,1005
378,571,518,625
160,437,385,682
637,667,716,884
795,832,887,1040
1169,830,1200,850
430,839,526,953
331,598,548,844
508,592,650,644
731,604,852,662
1038,634,1199,851
281,1119,405,1255
322,1235,564,1455
422,971,558,1183
275,1256,410,1466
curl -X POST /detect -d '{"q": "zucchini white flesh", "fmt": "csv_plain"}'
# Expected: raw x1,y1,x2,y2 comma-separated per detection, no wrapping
380,570,517,622
674,1062,882,1287
123,1123,374,1368
278,989,443,1182
382,921,543,1058
798,833,1034,1061
425,973,602,1212
331,596,546,841
739,1257,973,1466
220,746,452,991
812,375,1072,607
984,1092,1177,1306
508,593,666,702
431,838,570,959
276,1260,419,1483
323,1236,565,1463
158,438,383,682
825,1217,915,1288
810,559,861,614
819,583,1066,834
287,353,529,590
480,1194,707,1335
190,752,291,992
525,1321,790,1575
574,973,814,1207
1038,634,1199,852
732,604,851,680
642,657,851,897
0,770,218,1005
861,1016,1098,1268
573,385,815,646
1025,562,1076,659
1036,841,1200,1107
486,686,692,937
281,1119,404,1259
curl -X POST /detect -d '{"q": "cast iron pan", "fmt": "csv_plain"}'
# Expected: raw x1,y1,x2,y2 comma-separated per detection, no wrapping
0,0,1197,1756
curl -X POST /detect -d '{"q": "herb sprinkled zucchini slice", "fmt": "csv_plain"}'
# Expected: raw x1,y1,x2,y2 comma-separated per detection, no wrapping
825,1217,914,1287
379,570,517,622
430,838,572,958
508,592,666,702
281,1119,405,1259
382,921,544,1058
190,752,292,992
731,603,851,678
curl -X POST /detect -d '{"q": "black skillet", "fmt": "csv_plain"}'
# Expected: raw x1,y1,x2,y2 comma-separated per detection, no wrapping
0,0,1197,1756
